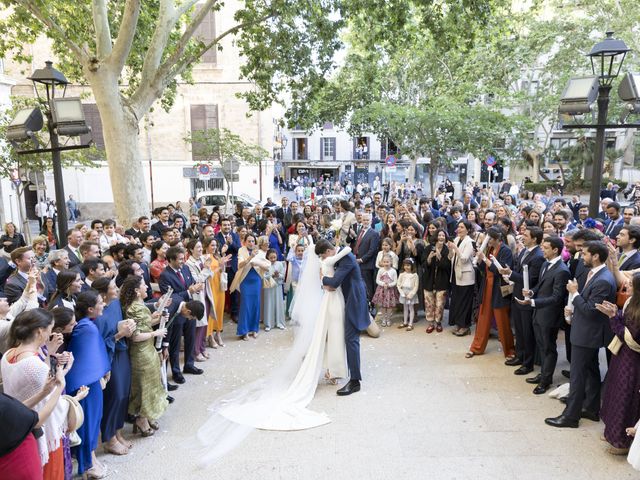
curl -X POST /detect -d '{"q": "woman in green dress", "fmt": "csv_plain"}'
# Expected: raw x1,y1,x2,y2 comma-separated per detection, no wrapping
120,275,168,437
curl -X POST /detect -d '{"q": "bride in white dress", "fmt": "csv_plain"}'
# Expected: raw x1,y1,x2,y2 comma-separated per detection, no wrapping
195,245,351,464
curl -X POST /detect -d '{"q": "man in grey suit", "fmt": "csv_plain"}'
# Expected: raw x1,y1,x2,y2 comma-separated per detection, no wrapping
545,241,617,428
64,228,83,269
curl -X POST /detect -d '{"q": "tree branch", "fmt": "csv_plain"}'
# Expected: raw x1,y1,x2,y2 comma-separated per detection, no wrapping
18,0,90,62
156,0,217,81
168,12,275,84
133,9,275,118
176,0,202,18
92,0,113,58
130,0,178,109
110,0,141,73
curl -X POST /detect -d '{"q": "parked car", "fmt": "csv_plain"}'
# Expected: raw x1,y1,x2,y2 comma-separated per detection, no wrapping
196,191,260,214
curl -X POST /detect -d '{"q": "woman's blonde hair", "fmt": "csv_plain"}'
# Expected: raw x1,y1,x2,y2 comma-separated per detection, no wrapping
257,235,270,249
31,235,48,249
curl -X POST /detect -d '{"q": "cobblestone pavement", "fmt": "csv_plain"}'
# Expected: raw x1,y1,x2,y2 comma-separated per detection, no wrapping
98,315,637,480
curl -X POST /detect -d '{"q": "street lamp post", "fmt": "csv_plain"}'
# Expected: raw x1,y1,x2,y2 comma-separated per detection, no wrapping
28,62,71,246
586,32,630,218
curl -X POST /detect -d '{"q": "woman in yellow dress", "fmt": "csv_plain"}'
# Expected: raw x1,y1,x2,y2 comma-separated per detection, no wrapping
203,236,231,347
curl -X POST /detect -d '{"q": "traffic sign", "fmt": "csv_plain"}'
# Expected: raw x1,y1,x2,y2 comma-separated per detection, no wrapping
485,156,497,167
385,155,397,167
197,163,211,175
222,159,240,174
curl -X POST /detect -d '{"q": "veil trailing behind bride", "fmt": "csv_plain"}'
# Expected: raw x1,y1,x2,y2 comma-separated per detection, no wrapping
194,245,350,465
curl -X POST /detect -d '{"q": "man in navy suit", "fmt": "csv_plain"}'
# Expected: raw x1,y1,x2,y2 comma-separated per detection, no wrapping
5,247,48,305
318,239,370,396
353,213,380,306
616,226,640,271
0,256,16,296
500,226,545,375
159,246,205,384
603,202,624,239
546,241,617,428
518,236,570,395
215,217,241,321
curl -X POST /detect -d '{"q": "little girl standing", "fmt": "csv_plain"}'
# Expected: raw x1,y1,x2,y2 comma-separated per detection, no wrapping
397,258,419,330
375,237,399,270
372,254,399,327
262,248,286,331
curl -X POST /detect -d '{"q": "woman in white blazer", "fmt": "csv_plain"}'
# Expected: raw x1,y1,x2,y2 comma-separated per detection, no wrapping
447,219,476,336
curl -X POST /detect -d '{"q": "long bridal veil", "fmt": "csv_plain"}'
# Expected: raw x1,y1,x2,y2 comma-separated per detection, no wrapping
194,246,326,465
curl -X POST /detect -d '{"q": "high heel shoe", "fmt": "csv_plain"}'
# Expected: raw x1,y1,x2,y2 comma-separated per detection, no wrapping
133,421,155,437
148,420,159,430
206,335,217,349
214,333,225,347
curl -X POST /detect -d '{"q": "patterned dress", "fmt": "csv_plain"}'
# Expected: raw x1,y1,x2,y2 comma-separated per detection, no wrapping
601,312,640,449
372,270,399,308
126,301,168,421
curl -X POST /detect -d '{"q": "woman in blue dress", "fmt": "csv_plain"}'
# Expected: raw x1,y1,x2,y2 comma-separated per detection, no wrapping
66,290,110,478
92,277,136,456
230,234,270,340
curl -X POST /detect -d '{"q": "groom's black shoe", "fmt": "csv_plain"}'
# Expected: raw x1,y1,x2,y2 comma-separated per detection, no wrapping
337,380,360,396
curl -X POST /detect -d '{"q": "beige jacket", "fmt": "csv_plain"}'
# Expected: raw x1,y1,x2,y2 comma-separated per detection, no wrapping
449,235,476,286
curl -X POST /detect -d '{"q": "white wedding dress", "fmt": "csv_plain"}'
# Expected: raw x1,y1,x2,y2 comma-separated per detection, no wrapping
195,247,350,464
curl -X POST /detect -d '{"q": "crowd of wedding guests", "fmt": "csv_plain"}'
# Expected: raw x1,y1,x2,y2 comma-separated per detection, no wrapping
2,180,640,478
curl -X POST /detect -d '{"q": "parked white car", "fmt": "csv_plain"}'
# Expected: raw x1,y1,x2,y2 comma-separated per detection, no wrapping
196,191,260,214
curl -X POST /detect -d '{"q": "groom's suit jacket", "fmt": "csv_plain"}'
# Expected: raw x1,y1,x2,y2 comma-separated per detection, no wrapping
322,249,370,331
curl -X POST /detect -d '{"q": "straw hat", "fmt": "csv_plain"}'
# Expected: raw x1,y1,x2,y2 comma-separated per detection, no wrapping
62,395,84,432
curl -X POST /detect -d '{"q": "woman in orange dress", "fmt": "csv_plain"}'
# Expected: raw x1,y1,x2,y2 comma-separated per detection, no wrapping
203,237,231,347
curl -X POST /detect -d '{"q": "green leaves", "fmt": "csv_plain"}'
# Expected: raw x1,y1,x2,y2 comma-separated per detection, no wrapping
184,127,268,167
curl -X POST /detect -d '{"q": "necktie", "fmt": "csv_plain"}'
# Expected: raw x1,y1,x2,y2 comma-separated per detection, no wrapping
585,269,594,286
176,269,186,286
354,229,366,255
619,252,628,267
539,261,549,279
77,249,83,262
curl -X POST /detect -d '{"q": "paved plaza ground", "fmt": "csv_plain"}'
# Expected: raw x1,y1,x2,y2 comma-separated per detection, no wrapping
98,314,637,480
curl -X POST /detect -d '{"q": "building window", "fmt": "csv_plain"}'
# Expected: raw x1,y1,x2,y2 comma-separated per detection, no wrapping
321,137,335,160
190,104,219,162
293,138,308,160
193,8,217,64
549,137,577,152
354,136,369,159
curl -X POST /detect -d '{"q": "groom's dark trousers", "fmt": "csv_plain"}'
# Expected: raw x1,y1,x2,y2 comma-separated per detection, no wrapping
322,250,370,381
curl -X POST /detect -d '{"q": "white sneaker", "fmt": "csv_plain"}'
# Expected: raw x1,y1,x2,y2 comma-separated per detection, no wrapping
265,327,271,332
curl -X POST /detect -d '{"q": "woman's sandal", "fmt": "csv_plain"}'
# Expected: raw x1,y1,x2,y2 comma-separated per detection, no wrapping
133,422,155,437
104,442,128,456
407,325,414,331
465,351,475,359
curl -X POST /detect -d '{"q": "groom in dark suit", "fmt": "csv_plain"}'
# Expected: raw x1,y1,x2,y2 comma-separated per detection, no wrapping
317,239,370,396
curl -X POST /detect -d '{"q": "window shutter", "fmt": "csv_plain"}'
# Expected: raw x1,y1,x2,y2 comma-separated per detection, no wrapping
81,104,104,149
190,104,218,162
320,138,324,161
193,9,218,64
331,137,336,160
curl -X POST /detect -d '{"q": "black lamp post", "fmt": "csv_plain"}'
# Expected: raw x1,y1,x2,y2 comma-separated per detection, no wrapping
586,32,630,218
27,62,72,247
